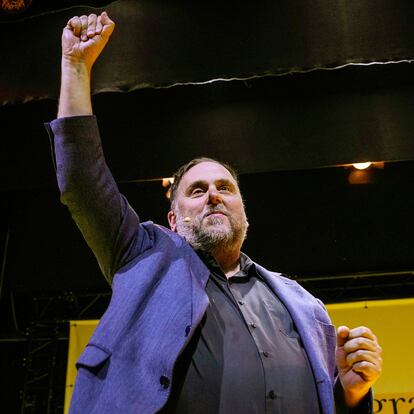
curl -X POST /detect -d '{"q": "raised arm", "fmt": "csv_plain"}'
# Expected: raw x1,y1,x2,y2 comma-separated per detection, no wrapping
58,12,114,117
48,13,152,283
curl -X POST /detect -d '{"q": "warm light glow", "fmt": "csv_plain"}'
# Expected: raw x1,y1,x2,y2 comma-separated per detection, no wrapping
161,177,174,200
162,177,174,188
353,162,372,170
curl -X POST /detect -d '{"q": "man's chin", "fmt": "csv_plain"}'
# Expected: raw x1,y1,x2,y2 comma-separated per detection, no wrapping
202,226,235,245
203,215,229,226
202,223,230,235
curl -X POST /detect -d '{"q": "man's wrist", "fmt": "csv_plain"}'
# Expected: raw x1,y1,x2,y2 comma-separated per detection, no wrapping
343,387,370,409
58,58,93,118
61,57,91,79
334,378,373,414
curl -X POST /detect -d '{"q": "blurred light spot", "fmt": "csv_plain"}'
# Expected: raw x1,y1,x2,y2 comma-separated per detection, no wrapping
353,162,372,170
162,177,174,188
161,177,173,200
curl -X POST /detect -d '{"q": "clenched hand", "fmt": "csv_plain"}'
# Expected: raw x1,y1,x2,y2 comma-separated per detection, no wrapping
336,325,383,408
62,12,115,71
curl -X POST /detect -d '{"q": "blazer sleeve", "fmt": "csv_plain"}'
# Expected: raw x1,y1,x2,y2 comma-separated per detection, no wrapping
45,115,153,284
334,376,373,414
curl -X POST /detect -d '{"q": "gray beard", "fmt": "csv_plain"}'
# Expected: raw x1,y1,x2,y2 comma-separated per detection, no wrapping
175,210,248,253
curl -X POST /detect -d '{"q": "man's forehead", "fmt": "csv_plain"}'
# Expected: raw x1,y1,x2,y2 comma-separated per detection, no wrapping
180,161,236,186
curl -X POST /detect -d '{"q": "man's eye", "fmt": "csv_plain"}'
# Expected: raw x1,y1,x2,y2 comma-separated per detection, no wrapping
191,188,204,196
219,185,230,192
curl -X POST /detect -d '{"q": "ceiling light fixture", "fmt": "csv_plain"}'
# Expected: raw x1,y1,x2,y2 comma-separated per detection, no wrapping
353,162,372,170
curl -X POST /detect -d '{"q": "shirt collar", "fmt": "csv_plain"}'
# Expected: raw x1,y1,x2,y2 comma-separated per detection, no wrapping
196,250,256,280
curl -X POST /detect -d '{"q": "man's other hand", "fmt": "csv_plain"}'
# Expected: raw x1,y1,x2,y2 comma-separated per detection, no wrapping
336,325,383,408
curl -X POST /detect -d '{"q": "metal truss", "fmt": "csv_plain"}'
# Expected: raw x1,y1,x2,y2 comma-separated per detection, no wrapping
2,291,111,413
19,321,67,414
295,269,414,303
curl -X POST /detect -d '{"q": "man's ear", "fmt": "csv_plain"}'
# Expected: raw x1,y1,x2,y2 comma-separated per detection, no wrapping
168,210,177,232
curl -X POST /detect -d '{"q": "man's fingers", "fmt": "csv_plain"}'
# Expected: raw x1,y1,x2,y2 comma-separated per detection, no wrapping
96,14,103,34
338,325,383,378
351,359,382,379
336,325,383,399
352,360,382,374
346,349,383,367
347,326,376,341
80,15,88,41
67,16,81,37
66,12,113,41
343,336,382,354
62,11,115,67
337,325,378,348
87,14,98,38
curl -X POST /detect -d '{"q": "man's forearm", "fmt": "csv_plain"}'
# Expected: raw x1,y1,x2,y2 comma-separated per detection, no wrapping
57,12,114,117
58,58,93,118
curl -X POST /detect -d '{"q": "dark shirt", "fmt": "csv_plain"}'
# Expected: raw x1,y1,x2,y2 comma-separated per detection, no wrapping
160,253,321,414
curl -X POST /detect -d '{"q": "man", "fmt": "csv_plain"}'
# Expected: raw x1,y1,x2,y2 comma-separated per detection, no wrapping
46,11,382,414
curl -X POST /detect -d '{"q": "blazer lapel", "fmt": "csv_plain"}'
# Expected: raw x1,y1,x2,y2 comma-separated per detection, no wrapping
256,263,335,414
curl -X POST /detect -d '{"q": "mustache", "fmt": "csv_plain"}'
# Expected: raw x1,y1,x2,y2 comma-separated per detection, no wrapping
203,206,228,219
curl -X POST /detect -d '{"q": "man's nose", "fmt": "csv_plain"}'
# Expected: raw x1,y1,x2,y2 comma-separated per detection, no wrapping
207,188,222,204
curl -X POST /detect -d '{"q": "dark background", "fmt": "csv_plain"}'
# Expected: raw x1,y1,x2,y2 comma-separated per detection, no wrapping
1,1,414,412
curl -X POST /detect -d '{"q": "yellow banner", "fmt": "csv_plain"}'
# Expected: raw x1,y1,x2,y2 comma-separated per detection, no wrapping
65,320,100,414
65,298,414,414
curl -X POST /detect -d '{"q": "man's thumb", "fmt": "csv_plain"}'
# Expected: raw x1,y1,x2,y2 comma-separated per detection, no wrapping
100,12,115,39
336,325,350,347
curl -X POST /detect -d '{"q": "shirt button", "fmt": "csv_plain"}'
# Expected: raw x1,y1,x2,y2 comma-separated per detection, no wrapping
159,375,170,389
262,351,269,358
249,322,257,329
268,390,276,399
238,300,244,305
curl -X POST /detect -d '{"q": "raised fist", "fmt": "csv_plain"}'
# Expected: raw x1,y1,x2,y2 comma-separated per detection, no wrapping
62,11,115,70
